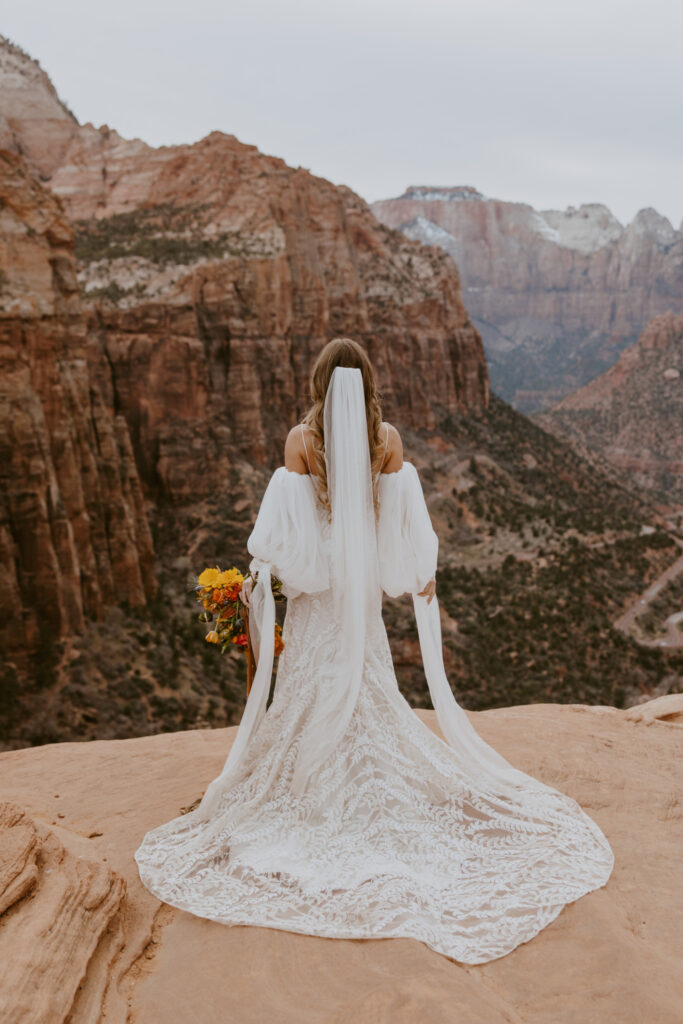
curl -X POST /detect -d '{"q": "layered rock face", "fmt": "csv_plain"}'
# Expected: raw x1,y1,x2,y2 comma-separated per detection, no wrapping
0,150,156,661
1,695,682,1023
57,132,488,501
1,35,489,507
372,187,683,412
537,313,683,501
0,35,80,179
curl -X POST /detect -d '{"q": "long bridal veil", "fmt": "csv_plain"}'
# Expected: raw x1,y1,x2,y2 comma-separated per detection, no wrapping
291,366,381,794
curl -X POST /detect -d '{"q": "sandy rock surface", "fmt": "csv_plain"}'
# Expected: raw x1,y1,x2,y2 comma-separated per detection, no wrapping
1,697,681,1023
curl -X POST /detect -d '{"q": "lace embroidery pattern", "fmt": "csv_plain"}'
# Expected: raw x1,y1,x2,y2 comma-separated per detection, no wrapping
135,504,613,963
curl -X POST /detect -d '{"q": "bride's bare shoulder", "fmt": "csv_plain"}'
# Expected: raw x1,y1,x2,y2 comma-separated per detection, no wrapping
284,423,310,475
380,421,404,474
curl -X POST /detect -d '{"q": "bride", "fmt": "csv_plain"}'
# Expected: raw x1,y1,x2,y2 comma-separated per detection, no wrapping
134,337,614,964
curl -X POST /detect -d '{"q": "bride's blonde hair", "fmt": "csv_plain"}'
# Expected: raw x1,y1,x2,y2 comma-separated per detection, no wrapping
302,337,385,521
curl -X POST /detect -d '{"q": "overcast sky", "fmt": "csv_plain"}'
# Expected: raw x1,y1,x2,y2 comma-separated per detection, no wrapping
5,0,682,226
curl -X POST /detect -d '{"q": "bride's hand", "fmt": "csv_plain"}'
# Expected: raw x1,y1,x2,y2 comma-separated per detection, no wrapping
417,579,436,604
239,575,254,607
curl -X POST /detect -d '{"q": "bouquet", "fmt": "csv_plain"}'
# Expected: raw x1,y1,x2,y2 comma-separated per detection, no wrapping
193,566,286,693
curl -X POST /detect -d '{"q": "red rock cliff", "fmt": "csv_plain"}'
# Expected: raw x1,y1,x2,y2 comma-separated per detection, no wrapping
46,129,489,502
0,36,488,503
0,150,156,660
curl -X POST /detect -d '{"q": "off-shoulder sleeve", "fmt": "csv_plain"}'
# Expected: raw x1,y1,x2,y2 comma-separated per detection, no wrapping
376,461,438,598
247,467,329,597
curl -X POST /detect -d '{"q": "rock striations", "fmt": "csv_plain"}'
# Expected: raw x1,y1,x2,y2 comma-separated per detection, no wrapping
0,150,156,664
0,35,80,180
0,33,487,670
0,696,682,1023
66,129,488,502
372,187,683,412
0,34,488,511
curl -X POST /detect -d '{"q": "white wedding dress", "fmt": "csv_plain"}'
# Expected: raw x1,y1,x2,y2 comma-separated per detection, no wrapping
134,368,614,964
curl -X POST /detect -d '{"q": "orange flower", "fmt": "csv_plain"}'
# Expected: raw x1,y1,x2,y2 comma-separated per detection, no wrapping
274,623,285,656
205,630,220,644
212,588,223,603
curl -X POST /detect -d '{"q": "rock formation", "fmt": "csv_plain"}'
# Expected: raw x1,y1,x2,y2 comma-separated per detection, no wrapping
0,149,156,663
371,186,683,412
0,35,80,180
65,130,488,502
0,37,489,504
1,695,682,1023
537,313,683,502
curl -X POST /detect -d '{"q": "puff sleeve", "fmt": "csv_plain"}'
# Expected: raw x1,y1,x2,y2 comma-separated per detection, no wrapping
247,467,330,599
376,461,438,598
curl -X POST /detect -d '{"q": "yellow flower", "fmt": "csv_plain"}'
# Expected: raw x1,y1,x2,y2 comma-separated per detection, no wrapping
198,567,222,588
216,567,244,587
205,630,220,644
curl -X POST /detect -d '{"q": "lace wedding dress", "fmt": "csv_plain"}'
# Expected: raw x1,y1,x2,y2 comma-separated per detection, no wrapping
134,368,614,964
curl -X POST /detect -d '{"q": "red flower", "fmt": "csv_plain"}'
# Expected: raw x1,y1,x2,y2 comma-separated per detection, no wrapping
233,632,248,647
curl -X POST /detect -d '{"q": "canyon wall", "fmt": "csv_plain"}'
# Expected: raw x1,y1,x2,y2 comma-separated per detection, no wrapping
0,37,489,506
58,130,489,501
0,150,156,661
537,312,683,502
372,186,683,412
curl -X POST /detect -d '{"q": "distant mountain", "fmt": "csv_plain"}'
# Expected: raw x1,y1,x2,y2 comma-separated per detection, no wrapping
372,186,683,413
537,313,683,505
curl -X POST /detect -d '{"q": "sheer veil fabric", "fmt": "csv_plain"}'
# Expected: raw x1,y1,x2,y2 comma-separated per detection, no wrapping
134,366,614,964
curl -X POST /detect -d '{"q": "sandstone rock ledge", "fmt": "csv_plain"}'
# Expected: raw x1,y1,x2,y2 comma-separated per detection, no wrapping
1,699,681,1024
